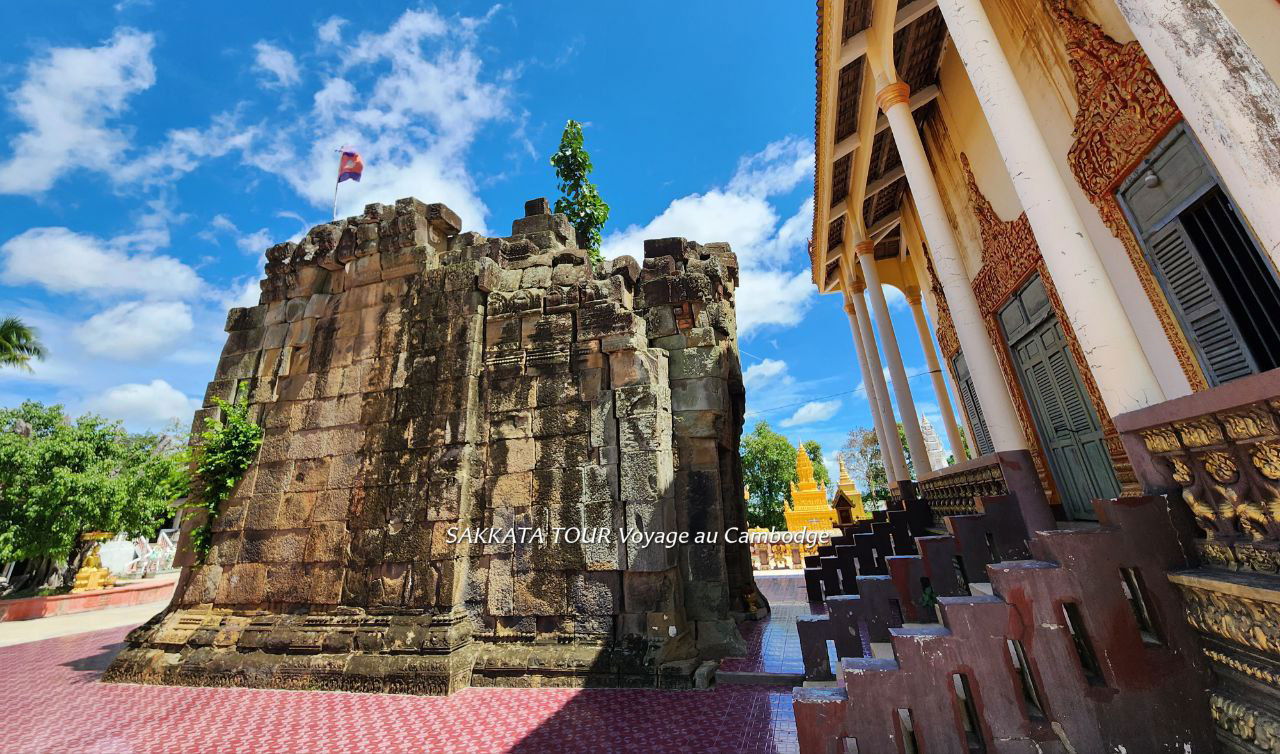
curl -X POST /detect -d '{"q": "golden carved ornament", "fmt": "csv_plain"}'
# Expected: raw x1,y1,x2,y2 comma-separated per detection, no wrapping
1204,451,1240,484
1142,427,1182,454
1178,583,1280,657
1170,457,1193,484
1210,692,1280,753
1253,443,1280,481
920,244,959,359
959,154,1042,316
1051,1,1207,392
1222,406,1276,440
1176,418,1226,448
1206,650,1279,687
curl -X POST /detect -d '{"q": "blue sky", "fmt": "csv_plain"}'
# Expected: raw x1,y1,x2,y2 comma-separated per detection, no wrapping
0,2,955,489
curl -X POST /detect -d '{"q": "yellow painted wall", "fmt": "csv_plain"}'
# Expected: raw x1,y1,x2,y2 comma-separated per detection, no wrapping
1214,0,1280,89
919,0,1194,399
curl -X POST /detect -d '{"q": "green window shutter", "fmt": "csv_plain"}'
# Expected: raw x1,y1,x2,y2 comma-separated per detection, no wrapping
1146,221,1256,385
952,352,994,456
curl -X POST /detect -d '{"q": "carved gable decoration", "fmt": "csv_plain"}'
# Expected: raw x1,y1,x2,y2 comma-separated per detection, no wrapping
1054,0,1182,198
1052,0,1207,391
960,154,1041,315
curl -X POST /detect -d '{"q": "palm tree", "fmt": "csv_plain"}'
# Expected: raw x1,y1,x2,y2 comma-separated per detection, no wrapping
0,316,47,371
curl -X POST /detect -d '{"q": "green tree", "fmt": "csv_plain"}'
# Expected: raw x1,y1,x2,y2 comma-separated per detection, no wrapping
0,317,46,371
740,420,797,530
0,401,188,593
550,119,610,264
946,424,972,465
896,422,914,478
800,440,831,490
840,427,890,504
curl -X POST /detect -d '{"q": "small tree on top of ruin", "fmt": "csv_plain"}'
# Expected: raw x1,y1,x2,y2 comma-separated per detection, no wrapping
550,119,610,264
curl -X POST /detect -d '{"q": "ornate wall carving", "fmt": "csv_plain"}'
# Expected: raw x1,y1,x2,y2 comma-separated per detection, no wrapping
1052,0,1208,391
920,249,959,360
1131,395,1280,564
960,155,1139,499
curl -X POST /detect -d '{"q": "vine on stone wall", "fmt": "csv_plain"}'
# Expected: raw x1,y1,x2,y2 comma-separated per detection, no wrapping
189,388,262,560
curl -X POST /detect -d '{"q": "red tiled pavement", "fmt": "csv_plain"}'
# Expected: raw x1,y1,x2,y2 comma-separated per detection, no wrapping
0,622,799,753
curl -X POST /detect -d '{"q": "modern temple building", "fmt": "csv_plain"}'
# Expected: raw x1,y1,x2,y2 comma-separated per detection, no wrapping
798,0,1280,750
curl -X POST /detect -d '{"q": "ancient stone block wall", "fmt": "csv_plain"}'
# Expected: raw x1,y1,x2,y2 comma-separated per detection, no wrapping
105,196,754,694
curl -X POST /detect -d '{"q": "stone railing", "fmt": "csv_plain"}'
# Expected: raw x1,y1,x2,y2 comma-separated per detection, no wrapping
1115,369,1280,572
911,449,1054,533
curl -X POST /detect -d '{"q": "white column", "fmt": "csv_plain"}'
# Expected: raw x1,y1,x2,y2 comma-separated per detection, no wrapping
905,286,965,464
856,242,933,475
1111,0,1280,263
920,6,1166,415
841,286,901,487
876,84,1026,452
850,280,911,483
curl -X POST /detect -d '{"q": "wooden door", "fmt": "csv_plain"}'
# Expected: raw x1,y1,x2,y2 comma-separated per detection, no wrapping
1000,275,1119,520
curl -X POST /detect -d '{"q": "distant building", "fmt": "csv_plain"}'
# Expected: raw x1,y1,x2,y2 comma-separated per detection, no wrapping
919,416,948,471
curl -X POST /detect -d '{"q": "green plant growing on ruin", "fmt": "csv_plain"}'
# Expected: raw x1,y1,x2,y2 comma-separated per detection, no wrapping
550,119,610,264
189,388,262,559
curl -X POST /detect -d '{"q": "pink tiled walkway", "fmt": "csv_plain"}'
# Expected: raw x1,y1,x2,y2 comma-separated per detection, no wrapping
0,624,798,753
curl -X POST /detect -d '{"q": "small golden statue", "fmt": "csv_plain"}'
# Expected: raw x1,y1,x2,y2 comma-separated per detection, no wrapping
71,532,118,593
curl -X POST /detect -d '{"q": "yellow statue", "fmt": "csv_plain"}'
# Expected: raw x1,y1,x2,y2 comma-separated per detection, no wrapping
71,532,117,593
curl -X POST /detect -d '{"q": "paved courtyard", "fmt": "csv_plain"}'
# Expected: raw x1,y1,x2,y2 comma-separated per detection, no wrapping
0,576,809,753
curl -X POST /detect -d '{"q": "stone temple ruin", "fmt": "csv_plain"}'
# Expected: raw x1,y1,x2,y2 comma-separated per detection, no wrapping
105,197,757,693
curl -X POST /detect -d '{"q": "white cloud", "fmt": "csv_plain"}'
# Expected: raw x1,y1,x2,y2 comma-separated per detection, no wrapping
744,358,788,391
735,268,815,335
74,301,194,360
223,277,263,309
200,214,276,255
0,29,155,194
83,379,199,429
317,17,347,45
600,137,815,337
1,226,202,298
113,111,259,188
251,7,513,229
253,41,300,88
780,399,843,428
726,136,813,198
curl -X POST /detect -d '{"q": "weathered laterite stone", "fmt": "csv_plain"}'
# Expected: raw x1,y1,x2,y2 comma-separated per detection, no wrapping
105,197,756,695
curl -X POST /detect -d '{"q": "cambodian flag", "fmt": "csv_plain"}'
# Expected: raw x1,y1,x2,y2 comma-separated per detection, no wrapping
338,151,363,183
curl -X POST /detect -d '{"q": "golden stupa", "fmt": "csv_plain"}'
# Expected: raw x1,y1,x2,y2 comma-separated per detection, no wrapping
784,446,839,532
832,457,870,524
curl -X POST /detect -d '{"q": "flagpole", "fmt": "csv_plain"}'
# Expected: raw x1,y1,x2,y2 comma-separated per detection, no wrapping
332,149,343,221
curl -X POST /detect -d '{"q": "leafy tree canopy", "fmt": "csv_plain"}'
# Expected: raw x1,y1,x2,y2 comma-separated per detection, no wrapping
550,119,610,264
0,401,188,565
741,420,801,530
